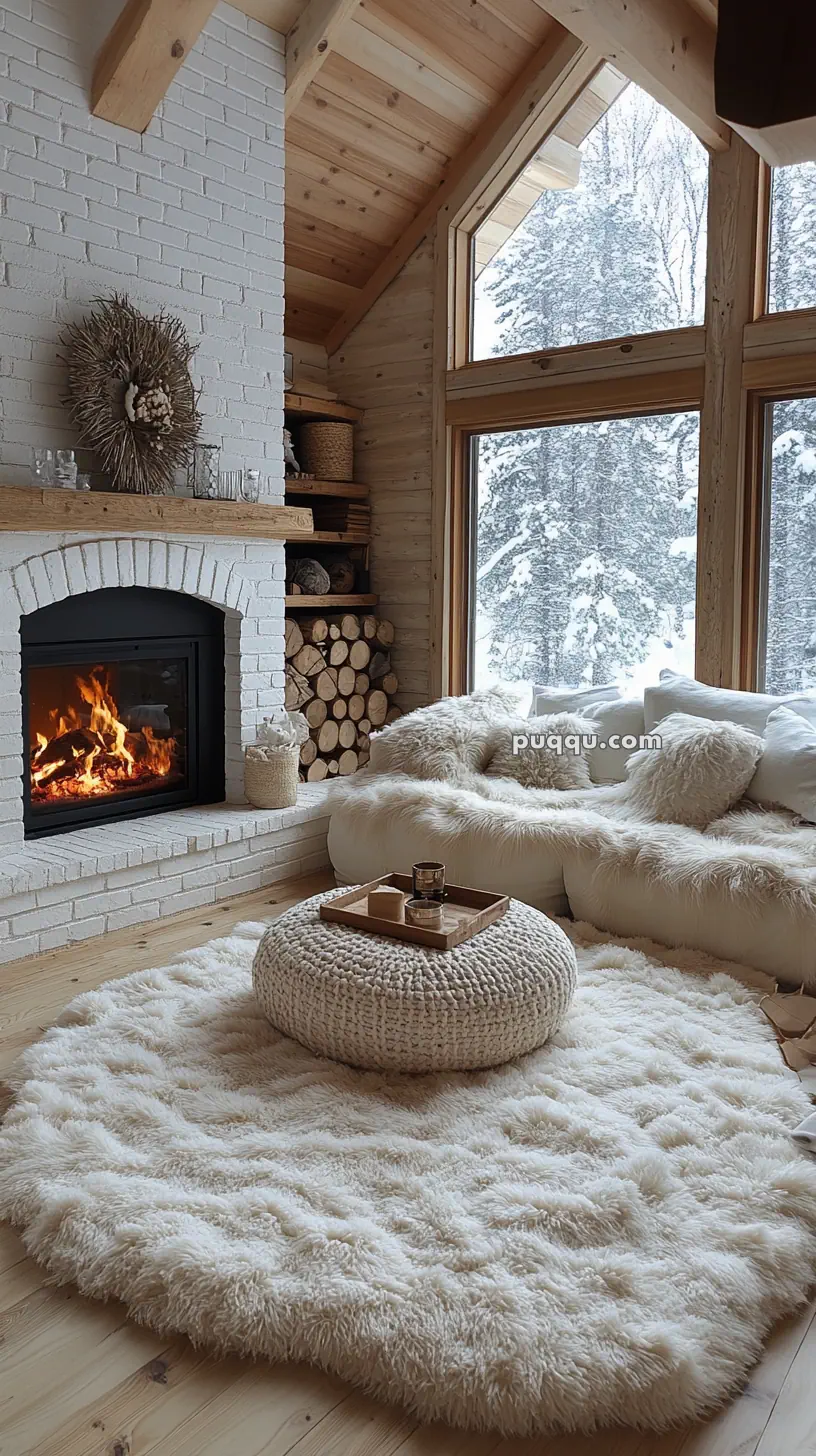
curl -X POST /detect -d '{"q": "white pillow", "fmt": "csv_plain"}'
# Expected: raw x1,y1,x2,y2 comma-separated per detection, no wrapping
625,712,762,828
530,682,619,718
644,670,816,734
582,698,646,783
747,707,816,819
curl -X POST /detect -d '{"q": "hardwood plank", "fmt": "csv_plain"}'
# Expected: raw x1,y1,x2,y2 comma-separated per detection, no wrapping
333,17,489,134
315,52,468,159
354,0,500,107
286,205,390,285
0,487,313,540
285,480,369,498
445,365,704,428
285,592,378,606
286,143,418,228
286,263,363,312
286,302,344,343
285,391,362,420
27,1341,238,1456
136,1362,349,1456
533,0,728,150
372,0,542,97
696,135,763,690
291,88,451,194
285,0,363,117
447,328,706,399
752,1305,816,1456
8,1318,162,1455
91,0,218,134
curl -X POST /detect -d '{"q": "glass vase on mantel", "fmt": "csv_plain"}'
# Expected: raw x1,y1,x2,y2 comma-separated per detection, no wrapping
188,443,221,500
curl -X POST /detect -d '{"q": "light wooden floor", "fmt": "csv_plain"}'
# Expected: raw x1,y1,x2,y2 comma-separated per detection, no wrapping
0,869,813,1456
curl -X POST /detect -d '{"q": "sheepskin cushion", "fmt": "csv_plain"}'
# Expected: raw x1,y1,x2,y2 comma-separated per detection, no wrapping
485,712,593,790
253,892,577,1072
1,916,814,1438
368,686,518,782
625,711,762,827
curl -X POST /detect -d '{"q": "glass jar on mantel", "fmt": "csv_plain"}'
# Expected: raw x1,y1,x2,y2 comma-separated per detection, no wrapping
188,444,221,500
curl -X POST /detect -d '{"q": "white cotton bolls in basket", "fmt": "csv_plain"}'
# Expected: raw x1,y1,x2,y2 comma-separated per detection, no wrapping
244,711,309,808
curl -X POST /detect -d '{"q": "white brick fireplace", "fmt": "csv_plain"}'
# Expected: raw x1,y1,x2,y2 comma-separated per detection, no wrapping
0,528,331,964
0,1,333,962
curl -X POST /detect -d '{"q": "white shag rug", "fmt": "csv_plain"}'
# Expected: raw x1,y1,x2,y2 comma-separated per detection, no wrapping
1,912,815,1438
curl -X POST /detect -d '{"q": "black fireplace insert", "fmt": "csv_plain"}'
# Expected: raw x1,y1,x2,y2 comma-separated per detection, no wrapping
21,586,225,839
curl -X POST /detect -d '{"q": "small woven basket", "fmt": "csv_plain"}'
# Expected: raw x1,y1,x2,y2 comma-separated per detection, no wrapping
244,749,299,809
300,421,354,482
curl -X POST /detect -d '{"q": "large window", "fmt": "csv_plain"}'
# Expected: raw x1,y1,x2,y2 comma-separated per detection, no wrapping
768,164,816,315
471,71,709,360
472,411,700,700
759,396,816,693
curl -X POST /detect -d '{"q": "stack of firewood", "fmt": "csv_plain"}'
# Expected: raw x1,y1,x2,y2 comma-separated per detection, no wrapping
284,612,400,781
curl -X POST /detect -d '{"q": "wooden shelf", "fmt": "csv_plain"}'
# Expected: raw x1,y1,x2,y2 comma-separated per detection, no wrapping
285,593,378,608
285,479,368,499
0,485,314,540
284,392,362,423
301,530,370,545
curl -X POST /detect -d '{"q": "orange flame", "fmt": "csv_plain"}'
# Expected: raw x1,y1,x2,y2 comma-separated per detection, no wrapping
30,670,180,803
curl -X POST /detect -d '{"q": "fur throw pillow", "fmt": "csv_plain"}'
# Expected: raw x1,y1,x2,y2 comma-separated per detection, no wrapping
485,713,593,791
367,687,521,783
625,711,762,828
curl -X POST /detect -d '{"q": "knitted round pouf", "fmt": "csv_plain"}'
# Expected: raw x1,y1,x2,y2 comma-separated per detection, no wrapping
252,889,577,1072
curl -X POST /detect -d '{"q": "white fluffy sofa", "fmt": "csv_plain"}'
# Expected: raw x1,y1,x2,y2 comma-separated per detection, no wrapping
328,677,816,990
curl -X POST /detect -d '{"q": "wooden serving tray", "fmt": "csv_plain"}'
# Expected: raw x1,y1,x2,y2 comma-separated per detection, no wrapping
320,874,509,950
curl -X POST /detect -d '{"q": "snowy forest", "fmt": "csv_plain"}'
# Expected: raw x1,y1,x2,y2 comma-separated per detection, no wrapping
472,76,816,697
764,170,816,693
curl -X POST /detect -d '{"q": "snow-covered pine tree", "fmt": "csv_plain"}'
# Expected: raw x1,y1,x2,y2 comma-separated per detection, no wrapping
764,163,816,693
473,81,707,691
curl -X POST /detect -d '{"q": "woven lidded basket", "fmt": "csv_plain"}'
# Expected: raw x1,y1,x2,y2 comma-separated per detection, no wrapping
300,421,354,482
244,750,299,809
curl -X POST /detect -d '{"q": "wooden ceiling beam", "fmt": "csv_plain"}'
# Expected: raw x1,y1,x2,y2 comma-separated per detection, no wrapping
92,0,218,134
532,0,729,149
325,27,598,354
285,0,362,118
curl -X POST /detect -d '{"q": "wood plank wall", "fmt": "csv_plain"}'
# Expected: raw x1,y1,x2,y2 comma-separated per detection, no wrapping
328,237,435,712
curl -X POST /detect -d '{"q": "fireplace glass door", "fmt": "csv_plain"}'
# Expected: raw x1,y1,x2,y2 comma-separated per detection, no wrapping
21,587,225,838
28,650,190,813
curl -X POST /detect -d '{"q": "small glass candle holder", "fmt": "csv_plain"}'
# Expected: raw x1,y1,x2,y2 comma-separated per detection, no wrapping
31,447,55,486
405,897,444,929
188,444,221,499
55,449,78,488
411,861,446,903
218,469,241,501
240,469,261,503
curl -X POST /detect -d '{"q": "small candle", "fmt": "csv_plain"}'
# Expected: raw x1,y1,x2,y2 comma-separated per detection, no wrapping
367,884,404,922
405,897,443,928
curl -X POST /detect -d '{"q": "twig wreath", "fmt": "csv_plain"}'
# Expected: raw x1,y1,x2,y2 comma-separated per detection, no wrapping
60,294,202,495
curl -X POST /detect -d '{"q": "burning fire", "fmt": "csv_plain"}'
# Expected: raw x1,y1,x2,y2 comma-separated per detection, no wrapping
30,670,179,803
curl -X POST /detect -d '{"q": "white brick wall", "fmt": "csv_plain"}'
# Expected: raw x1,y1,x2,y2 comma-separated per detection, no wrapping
0,4,336,964
0,0,285,497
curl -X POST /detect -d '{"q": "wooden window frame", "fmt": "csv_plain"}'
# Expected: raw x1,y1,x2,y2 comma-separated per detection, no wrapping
431,57,816,700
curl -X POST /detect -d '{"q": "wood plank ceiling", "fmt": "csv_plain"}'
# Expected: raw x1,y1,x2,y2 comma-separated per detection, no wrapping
244,0,563,343
239,0,720,347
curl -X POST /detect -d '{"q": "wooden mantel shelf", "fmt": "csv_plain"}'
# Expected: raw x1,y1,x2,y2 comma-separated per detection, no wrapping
0,486,314,541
